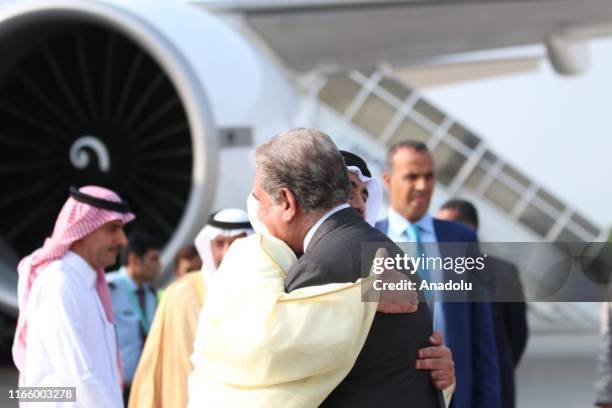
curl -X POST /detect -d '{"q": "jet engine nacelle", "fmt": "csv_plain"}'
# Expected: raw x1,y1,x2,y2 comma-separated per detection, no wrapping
0,0,299,314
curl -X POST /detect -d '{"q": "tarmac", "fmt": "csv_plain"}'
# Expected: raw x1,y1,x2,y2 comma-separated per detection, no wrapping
0,332,603,407
516,332,600,408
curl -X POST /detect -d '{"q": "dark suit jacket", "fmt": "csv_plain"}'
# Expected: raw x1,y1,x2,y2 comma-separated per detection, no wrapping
285,207,440,407
376,217,502,408
486,256,528,408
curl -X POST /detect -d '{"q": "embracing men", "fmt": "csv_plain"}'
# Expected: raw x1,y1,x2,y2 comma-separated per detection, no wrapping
189,128,454,407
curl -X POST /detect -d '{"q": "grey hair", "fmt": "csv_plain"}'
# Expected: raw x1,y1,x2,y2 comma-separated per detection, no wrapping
254,128,351,213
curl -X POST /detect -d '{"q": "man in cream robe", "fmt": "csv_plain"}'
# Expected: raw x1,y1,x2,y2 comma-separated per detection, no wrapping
189,130,454,407
129,209,252,408
188,232,380,407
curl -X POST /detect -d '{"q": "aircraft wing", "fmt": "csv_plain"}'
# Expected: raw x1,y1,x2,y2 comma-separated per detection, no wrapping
192,0,612,75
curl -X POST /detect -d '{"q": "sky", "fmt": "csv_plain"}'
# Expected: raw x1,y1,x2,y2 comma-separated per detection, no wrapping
421,38,612,230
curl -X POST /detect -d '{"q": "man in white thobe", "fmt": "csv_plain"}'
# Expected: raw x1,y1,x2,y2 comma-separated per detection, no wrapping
12,185,135,407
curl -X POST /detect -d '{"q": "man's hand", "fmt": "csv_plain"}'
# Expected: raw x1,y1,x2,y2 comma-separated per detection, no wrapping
370,248,418,314
416,331,455,390
377,268,418,313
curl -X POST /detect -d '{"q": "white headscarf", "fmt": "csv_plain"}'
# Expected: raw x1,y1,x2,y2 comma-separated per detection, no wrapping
194,208,253,282
347,165,383,227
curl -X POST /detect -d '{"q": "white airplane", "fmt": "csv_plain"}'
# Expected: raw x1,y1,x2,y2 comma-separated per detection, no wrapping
0,0,611,327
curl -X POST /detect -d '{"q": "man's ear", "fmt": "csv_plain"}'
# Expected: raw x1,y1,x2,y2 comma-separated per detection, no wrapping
127,252,140,267
383,171,391,190
278,187,298,222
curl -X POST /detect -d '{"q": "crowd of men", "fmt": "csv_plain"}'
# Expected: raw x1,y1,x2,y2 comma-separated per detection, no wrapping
12,128,529,407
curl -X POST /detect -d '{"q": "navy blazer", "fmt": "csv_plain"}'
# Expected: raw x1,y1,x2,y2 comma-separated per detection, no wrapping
376,217,501,408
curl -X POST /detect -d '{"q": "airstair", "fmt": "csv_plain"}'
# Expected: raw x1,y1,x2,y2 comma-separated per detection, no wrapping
302,66,607,332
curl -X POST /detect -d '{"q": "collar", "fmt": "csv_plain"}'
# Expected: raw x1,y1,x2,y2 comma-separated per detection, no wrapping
416,213,435,234
303,203,350,252
388,207,434,237
63,251,97,289
119,267,149,291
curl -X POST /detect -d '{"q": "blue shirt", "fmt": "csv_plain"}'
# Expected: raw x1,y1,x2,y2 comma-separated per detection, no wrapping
106,268,157,383
386,208,446,335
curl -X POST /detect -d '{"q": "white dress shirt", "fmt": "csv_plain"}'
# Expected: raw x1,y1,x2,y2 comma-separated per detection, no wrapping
303,204,350,252
22,251,123,407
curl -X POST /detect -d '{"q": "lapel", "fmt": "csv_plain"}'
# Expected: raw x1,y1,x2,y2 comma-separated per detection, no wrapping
374,218,388,234
432,219,447,242
433,219,466,259
433,218,468,341
432,218,452,298
306,207,361,252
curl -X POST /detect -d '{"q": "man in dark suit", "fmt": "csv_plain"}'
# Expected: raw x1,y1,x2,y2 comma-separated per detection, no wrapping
438,199,528,408
375,140,501,408
252,128,454,407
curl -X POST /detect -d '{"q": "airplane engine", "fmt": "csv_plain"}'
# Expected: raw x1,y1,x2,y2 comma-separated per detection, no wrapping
0,0,299,315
